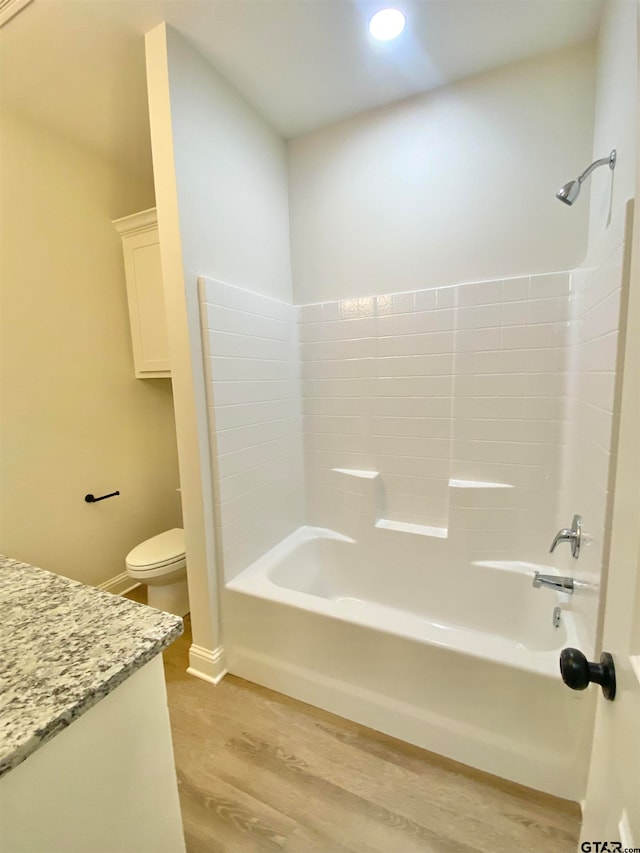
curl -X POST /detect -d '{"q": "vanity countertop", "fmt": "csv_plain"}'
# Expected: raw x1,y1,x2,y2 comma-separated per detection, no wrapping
0,555,183,778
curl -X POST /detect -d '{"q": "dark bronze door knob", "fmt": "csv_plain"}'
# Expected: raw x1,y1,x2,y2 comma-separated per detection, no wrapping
560,648,616,700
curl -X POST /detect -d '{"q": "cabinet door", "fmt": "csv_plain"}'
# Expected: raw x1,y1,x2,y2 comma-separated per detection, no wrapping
122,228,171,378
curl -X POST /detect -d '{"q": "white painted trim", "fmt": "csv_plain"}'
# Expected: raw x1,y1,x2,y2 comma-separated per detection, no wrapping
0,0,33,28
112,207,158,237
97,572,139,597
618,810,635,847
145,24,224,674
187,643,227,685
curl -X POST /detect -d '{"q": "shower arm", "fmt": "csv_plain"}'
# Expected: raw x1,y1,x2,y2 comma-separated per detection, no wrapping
577,151,617,185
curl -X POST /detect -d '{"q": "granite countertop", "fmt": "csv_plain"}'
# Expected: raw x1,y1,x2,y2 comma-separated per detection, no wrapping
0,556,183,778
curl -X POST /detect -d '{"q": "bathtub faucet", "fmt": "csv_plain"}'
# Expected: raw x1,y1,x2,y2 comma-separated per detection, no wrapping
549,514,582,558
532,571,574,594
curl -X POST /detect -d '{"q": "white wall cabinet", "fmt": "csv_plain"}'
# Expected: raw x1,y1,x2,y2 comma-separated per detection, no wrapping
113,208,171,378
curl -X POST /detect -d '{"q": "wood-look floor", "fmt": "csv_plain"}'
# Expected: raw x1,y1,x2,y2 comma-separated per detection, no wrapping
127,590,581,853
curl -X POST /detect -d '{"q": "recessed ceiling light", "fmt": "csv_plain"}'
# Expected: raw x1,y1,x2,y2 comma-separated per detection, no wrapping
368,8,406,42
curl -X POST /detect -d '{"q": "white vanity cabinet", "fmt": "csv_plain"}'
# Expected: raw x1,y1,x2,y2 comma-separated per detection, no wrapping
113,208,171,378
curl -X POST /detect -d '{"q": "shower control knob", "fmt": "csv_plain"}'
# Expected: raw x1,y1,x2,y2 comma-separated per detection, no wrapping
559,648,616,701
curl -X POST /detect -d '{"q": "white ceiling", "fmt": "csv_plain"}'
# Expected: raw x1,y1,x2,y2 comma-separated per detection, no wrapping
1,0,604,179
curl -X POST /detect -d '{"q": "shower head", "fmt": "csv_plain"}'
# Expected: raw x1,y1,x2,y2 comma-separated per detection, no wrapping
556,180,581,206
556,149,616,206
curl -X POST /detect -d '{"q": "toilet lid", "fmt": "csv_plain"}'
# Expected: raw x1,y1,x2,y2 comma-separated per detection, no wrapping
126,528,185,569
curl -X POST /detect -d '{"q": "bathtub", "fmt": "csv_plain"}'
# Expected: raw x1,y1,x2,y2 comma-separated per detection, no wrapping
224,526,594,800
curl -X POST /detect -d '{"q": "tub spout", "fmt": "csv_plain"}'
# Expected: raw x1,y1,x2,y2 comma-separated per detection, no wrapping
533,572,574,594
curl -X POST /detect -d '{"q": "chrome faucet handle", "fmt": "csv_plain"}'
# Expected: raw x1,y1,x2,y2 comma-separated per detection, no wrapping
549,515,582,559
550,528,575,551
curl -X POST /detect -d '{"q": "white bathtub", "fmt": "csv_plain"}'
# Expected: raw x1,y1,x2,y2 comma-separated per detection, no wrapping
224,526,594,800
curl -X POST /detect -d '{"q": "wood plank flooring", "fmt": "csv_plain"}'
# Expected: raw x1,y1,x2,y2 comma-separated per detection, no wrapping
128,590,581,853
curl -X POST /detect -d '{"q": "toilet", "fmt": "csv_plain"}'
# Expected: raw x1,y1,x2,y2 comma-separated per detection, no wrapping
125,528,189,617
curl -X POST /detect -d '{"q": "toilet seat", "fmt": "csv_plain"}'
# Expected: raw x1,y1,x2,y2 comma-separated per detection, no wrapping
125,528,189,616
125,528,185,574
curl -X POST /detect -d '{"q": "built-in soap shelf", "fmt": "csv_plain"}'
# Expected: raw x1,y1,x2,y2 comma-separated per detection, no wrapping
332,468,379,479
374,519,448,538
330,468,513,540
449,479,513,489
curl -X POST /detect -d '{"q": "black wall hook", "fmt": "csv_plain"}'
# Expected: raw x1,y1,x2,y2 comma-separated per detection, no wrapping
85,491,120,503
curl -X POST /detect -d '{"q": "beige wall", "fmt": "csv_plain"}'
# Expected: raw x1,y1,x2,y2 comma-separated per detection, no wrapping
288,44,595,303
0,109,182,587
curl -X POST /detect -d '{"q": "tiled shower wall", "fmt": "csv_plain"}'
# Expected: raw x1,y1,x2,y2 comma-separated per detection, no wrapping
200,278,304,580
300,273,571,561
559,238,628,651
201,273,574,580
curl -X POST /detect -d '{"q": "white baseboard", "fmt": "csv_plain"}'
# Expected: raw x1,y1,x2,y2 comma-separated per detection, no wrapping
187,644,227,685
98,572,139,596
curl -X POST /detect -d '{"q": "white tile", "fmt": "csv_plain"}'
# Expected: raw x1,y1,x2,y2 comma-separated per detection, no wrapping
372,416,451,439
575,332,618,373
369,434,450,459
304,432,369,454
527,297,569,325
455,328,502,352
529,272,571,299
297,303,325,324
301,337,376,360
208,330,293,360
501,301,529,327
217,435,298,479
210,356,294,382
414,289,438,311
304,377,372,399
207,304,293,341
311,302,334,322
211,379,297,406
339,297,376,319
376,354,454,377
218,454,301,503
377,331,454,356
382,474,449,499
453,418,562,444
449,506,521,531
370,396,451,418
499,348,564,374
375,292,415,315
372,375,452,398
212,399,298,431
215,417,297,455
579,288,622,342
303,396,369,417
575,370,616,413
203,279,292,322
454,350,501,375
305,414,365,435
382,493,448,527
376,309,455,337
376,455,451,479
456,304,501,330
452,438,560,467
457,280,503,307
434,286,458,309
502,277,530,302
302,358,376,380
